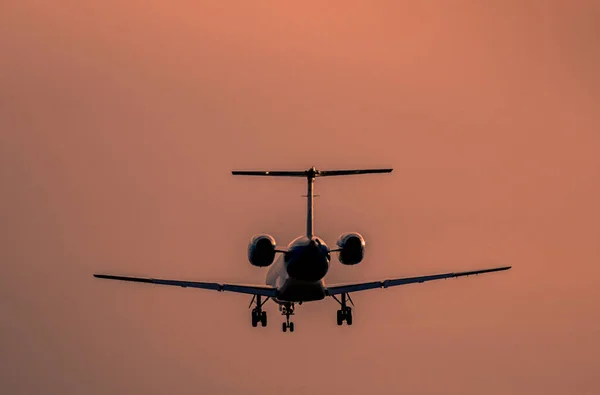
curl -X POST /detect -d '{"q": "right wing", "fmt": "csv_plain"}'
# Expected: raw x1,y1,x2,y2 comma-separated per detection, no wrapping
325,266,511,295
93,274,278,297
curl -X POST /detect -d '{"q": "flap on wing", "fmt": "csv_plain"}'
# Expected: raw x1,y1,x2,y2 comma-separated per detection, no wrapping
325,281,383,295
221,284,278,296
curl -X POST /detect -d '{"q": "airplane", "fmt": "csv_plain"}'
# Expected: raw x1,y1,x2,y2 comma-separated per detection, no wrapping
94,167,511,333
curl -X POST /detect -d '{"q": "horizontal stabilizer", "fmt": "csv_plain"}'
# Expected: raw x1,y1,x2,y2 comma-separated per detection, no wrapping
232,167,393,178
231,170,306,177
317,169,393,177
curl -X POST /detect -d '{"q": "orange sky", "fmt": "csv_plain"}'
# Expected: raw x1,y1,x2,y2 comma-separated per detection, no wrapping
1,1,599,394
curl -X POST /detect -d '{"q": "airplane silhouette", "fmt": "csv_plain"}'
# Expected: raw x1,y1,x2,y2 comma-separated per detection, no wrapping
94,167,511,332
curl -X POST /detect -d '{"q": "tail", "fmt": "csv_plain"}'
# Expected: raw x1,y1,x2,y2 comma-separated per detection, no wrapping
232,167,393,238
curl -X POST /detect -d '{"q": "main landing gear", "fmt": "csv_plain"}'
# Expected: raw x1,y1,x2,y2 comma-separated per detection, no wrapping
249,295,269,327
332,293,353,326
280,303,295,332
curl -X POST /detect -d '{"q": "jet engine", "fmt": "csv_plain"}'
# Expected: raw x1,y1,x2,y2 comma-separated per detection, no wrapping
248,234,277,267
336,232,366,265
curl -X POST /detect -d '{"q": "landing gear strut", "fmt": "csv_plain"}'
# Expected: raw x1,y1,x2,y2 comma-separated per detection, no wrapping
249,295,269,328
332,293,353,326
280,303,295,332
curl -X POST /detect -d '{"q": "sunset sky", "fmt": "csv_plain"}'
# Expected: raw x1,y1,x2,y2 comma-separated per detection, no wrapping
1,1,599,394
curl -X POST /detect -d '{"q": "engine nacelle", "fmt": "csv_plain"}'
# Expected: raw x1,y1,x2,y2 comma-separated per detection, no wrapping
336,232,366,265
248,234,277,267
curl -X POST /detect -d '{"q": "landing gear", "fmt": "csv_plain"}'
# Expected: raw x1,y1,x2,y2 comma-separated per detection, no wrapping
281,302,295,332
249,295,270,328
332,293,354,326
336,307,352,325
252,309,266,327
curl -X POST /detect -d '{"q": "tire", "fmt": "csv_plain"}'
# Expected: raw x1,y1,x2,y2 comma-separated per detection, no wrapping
336,310,343,326
289,322,294,332
251,312,258,327
346,310,353,326
282,322,287,332
261,311,267,327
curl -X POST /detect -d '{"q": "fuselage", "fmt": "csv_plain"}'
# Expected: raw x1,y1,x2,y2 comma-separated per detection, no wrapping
266,236,331,303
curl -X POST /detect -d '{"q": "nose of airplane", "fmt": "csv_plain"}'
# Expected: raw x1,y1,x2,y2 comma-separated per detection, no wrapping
286,238,329,282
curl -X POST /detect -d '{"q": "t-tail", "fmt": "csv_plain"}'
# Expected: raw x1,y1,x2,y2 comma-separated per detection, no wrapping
231,167,393,238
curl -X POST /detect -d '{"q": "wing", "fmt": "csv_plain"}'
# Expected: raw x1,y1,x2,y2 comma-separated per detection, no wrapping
93,274,278,297
325,266,511,295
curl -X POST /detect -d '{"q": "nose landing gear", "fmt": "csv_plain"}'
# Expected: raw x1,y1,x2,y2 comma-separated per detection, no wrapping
332,293,354,326
281,303,295,332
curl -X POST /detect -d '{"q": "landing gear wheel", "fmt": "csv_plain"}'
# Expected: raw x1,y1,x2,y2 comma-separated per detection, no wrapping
251,310,258,327
289,322,295,332
333,293,355,326
261,311,267,327
249,295,270,328
282,322,287,332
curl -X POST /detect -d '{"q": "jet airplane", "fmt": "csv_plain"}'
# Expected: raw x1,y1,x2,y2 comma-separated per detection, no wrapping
94,167,511,332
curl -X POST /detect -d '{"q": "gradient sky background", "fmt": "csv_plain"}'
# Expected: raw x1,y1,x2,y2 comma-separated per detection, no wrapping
2,1,599,394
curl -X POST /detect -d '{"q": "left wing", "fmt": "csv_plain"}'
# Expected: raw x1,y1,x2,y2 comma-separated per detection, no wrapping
93,274,278,297
325,266,511,295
